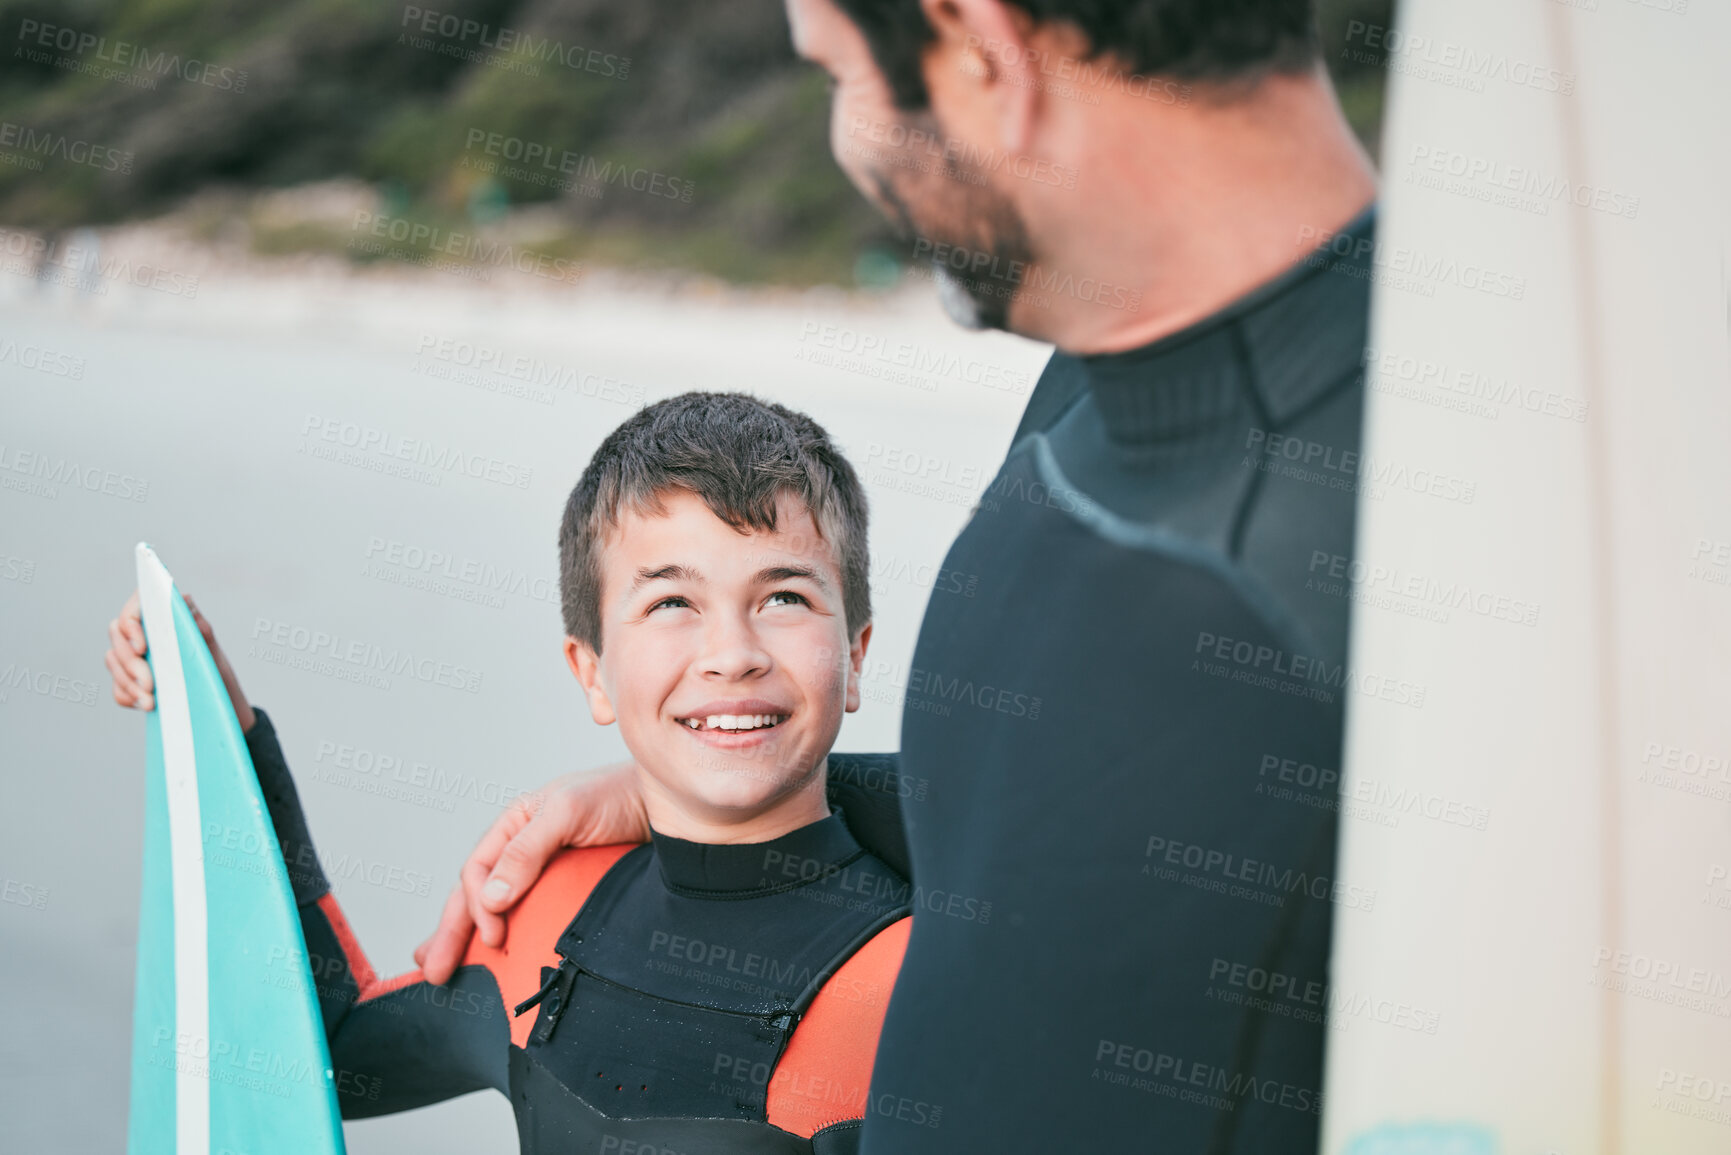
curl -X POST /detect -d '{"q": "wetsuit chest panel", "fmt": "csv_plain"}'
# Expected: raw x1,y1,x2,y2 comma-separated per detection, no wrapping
509,1047,812,1155
529,966,792,1120
513,828,910,1132
565,846,905,1015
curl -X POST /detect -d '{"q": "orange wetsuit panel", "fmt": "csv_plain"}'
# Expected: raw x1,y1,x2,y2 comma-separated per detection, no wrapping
766,915,910,1137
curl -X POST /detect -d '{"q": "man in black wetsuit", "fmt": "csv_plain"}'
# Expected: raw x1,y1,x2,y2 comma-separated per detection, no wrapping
394,2,1382,1151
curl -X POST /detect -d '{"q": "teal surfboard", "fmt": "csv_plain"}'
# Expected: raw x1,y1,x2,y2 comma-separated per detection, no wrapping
127,543,346,1155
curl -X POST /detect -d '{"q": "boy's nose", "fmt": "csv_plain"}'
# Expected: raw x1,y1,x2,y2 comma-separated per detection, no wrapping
699,618,772,680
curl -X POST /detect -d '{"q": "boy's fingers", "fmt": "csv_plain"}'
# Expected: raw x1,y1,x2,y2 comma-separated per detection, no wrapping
121,590,144,651
105,649,136,703
416,884,475,986
109,617,154,693
105,644,152,709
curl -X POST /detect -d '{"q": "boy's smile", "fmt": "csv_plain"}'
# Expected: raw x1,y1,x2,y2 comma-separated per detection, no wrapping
566,488,871,842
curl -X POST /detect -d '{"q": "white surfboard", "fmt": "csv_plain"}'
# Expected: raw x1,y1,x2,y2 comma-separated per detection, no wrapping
1322,3,1731,1153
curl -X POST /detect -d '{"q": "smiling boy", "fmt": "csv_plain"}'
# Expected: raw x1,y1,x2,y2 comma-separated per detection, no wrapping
106,391,913,1152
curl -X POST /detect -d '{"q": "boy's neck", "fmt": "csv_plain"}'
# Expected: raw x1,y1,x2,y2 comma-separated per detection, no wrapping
635,760,831,845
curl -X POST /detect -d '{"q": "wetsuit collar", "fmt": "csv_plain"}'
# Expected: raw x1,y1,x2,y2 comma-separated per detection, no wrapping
1081,203,1377,447
649,811,866,896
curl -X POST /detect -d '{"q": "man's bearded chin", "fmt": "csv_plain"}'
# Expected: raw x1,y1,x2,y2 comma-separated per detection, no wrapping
869,168,1034,334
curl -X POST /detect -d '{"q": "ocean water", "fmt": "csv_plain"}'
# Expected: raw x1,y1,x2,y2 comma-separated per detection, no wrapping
0,254,1050,1153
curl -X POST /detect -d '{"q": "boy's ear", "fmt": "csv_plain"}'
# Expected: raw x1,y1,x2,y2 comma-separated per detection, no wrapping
843,622,873,714
563,636,616,726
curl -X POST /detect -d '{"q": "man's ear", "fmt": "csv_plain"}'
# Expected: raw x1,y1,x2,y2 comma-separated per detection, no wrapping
564,636,616,726
917,0,1042,155
843,621,874,714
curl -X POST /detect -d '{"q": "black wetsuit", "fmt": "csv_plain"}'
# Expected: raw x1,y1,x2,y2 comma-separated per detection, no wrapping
246,708,912,1153
837,208,1380,1153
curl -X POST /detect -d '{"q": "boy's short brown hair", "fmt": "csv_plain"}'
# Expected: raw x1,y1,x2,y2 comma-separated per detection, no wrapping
558,392,871,651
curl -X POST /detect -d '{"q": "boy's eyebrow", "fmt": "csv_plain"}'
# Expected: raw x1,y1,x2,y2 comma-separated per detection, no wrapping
632,563,702,590
756,564,829,589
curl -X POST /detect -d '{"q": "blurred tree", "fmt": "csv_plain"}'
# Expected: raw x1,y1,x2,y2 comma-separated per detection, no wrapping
0,0,1391,284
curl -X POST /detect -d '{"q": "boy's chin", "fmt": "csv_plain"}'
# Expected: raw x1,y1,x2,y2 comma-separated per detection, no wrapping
683,776,801,817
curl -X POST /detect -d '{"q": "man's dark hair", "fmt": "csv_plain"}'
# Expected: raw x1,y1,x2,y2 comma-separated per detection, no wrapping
559,391,870,651
833,0,1319,108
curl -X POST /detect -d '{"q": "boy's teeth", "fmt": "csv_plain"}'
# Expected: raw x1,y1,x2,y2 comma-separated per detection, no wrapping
686,713,784,732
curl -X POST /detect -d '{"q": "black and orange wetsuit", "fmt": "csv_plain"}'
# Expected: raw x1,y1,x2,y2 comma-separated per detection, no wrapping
245,707,913,1154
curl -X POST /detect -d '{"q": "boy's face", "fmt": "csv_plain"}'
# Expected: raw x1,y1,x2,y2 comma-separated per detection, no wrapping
566,489,870,829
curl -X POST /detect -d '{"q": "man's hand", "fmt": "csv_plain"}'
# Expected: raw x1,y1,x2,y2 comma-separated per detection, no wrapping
105,590,256,732
413,765,650,985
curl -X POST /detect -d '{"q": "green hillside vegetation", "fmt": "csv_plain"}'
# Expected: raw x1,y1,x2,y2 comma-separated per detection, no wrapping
0,0,1390,286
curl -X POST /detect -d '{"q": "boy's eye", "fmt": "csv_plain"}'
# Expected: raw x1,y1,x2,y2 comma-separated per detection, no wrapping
648,595,691,612
765,590,808,608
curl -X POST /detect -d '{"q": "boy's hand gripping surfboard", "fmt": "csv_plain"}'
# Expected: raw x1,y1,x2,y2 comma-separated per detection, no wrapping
126,543,346,1155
